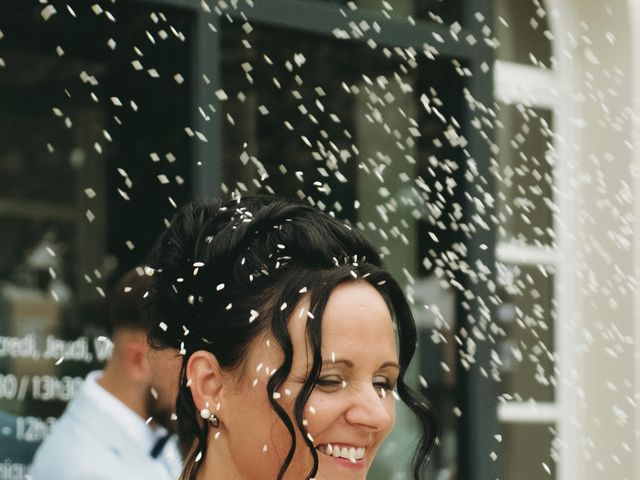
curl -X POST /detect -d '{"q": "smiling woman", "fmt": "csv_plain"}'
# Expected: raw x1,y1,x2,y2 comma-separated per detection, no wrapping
146,196,437,480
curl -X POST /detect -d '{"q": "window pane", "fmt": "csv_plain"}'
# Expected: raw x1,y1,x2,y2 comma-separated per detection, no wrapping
220,17,468,479
414,0,464,26
501,423,557,480
0,0,192,468
495,103,554,246
496,263,555,402
494,0,553,69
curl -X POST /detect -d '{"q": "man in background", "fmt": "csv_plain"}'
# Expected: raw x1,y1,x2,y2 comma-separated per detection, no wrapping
30,268,183,480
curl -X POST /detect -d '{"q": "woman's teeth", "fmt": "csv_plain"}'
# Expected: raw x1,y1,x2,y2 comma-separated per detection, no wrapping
317,444,366,463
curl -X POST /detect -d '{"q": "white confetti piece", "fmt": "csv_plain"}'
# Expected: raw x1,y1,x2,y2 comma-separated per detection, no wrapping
41,5,57,21
195,131,208,142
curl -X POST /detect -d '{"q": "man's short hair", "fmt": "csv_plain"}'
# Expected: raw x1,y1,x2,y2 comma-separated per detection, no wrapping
107,267,154,335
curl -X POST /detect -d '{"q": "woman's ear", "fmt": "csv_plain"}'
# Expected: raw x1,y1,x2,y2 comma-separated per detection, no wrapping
187,350,224,413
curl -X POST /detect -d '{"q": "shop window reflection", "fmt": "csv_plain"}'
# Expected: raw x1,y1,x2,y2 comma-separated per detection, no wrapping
0,0,192,469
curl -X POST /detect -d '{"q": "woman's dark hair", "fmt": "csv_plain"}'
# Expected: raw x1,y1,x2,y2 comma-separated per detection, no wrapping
146,195,437,480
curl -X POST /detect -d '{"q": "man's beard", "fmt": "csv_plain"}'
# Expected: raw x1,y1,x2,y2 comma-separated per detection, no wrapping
145,390,178,434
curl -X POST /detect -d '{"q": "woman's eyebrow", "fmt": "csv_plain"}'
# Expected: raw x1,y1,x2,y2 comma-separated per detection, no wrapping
379,361,401,371
317,359,401,370
321,359,354,368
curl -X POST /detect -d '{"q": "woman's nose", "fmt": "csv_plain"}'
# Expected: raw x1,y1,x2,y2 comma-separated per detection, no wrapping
344,383,395,431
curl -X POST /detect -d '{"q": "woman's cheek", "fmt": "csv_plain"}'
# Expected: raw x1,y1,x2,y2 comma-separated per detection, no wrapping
304,390,347,432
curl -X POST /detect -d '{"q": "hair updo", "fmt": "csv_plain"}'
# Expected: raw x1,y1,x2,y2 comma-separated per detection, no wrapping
146,196,437,480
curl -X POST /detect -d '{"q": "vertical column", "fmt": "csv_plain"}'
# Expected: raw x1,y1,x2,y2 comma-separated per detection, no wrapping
191,12,222,197
566,1,636,479
458,0,500,476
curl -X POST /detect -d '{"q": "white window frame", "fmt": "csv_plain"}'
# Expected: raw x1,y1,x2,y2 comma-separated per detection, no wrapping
493,2,578,476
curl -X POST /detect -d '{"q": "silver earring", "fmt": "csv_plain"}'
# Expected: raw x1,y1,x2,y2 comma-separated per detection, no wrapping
208,415,219,428
200,408,219,428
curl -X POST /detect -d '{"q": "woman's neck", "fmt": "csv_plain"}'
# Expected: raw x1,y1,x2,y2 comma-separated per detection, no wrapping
196,431,243,480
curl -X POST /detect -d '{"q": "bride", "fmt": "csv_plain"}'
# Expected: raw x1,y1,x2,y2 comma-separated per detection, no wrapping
146,196,437,479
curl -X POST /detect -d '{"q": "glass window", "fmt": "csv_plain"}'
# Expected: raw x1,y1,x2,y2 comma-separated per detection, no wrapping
502,423,557,480
494,0,553,68
220,17,468,479
414,0,464,26
0,0,192,468
496,263,555,402
495,103,554,246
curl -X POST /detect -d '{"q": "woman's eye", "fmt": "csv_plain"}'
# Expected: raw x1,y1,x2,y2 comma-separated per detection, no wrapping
373,377,395,391
315,376,343,388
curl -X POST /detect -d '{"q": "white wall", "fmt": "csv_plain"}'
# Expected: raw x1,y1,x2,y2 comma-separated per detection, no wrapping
549,1,638,478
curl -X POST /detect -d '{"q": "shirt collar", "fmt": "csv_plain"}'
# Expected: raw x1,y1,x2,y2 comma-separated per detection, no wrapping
82,370,167,452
